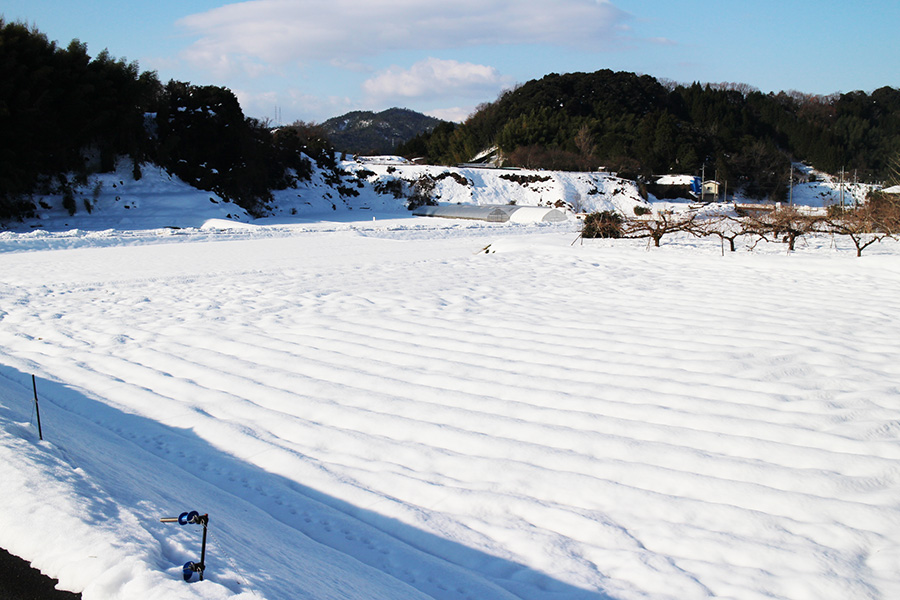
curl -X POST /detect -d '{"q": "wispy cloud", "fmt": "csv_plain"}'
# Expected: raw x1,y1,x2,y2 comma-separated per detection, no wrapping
177,0,631,74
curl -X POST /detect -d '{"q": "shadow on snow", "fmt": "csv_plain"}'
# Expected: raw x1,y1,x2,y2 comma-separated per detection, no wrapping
0,363,617,600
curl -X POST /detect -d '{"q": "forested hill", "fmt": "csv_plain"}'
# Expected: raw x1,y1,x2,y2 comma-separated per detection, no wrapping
400,70,900,200
320,108,442,155
0,20,334,221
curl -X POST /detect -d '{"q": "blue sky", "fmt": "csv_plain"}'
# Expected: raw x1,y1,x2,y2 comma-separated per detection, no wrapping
4,1,898,124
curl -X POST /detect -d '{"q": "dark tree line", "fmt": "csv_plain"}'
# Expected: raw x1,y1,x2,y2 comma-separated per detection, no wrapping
400,70,900,200
0,20,333,221
0,21,157,218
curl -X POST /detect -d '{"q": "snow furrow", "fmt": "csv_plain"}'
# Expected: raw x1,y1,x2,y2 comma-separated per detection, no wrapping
1,225,900,600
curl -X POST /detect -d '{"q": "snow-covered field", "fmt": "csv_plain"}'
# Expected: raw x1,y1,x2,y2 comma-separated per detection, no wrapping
1,166,900,600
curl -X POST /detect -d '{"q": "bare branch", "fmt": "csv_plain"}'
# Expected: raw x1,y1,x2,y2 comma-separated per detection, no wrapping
623,210,699,247
741,206,821,252
696,214,753,252
821,201,896,256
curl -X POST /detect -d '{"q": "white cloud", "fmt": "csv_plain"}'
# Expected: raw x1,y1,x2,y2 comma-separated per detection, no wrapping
362,58,507,101
176,0,630,72
425,106,476,123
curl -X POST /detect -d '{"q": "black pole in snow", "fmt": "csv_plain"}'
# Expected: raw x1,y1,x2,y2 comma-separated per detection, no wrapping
159,511,210,581
31,375,43,441
199,515,209,581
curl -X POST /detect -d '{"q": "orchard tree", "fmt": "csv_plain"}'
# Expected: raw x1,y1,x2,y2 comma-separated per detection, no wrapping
699,214,752,252
623,209,698,247
823,206,890,256
743,206,820,252
822,192,900,256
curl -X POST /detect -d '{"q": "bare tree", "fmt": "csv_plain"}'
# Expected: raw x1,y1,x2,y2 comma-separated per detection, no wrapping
623,210,699,247
823,208,890,257
697,214,752,252
886,151,900,187
708,81,760,97
822,194,900,256
574,123,596,158
744,206,821,252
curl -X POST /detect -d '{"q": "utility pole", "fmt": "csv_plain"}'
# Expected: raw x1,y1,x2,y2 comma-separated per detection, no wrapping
789,164,793,207
701,164,706,202
840,167,845,208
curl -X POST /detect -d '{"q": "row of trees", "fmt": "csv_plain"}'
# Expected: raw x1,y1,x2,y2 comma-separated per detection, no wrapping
0,20,337,221
581,192,900,257
400,70,900,201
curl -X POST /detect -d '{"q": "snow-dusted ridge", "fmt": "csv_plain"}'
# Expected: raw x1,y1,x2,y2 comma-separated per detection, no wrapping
0,158,899,600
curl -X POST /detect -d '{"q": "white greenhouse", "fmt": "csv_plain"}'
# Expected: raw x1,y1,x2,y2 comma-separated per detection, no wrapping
413,204,568,223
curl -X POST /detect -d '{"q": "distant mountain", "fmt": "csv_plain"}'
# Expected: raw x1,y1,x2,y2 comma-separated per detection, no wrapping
320,108,443,155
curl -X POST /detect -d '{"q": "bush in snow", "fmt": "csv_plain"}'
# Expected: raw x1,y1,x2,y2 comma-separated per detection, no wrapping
435,171,471,187
62,188,77,216
406,175,438,210
581,211,624,238
374,178,405,199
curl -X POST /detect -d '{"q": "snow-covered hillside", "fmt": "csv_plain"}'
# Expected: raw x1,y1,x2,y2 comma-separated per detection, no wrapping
17,162,254,231
1,160,899,600
786,163,874,207
3,158,646,233
263,157,646,221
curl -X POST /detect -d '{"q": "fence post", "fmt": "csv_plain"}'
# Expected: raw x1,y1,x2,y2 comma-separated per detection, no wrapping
31,375,43,441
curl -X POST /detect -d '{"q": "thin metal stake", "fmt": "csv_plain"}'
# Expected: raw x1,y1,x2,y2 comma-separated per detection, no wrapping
31,375,43,441
199,515,208,581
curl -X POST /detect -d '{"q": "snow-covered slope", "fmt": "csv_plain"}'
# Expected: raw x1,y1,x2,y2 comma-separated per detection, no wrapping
19,162,253,231
786,163,875,207
265,158,646,221
2,157,645,232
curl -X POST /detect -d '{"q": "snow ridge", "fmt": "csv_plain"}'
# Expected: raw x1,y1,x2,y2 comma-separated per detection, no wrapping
0,163,899,600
